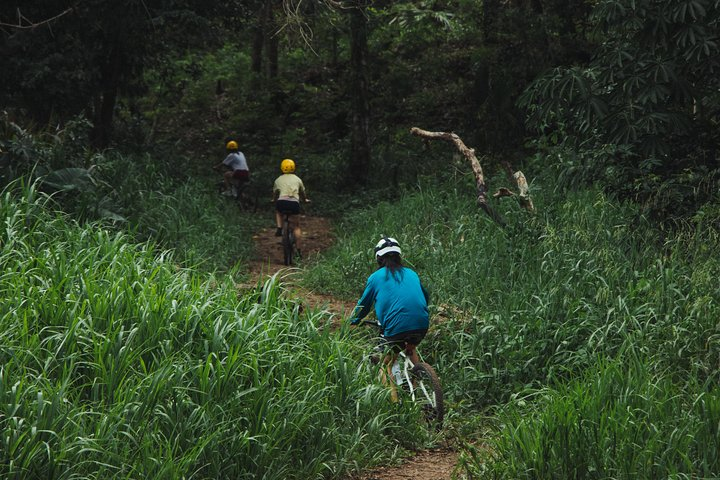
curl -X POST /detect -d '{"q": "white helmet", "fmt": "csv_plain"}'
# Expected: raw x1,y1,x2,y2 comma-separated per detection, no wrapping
374,236,401,259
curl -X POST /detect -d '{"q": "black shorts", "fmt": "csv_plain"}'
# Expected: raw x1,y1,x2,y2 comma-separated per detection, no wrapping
276,200,300,215
382,329,428,352
232,170,249,181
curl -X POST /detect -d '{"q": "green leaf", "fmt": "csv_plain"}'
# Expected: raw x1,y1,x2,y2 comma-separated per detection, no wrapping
41,168,96,192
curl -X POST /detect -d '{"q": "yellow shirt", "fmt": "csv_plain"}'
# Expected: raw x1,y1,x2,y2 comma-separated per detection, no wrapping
273,174,305,201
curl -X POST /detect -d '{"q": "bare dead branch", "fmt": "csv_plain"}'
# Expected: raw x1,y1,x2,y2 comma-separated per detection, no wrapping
0,7,73,30
499,160,535,212
410,127,505,226
277,0,319,55
493,187,515,198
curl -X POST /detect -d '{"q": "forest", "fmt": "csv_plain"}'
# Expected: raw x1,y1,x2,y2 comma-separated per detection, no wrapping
1,0,719,478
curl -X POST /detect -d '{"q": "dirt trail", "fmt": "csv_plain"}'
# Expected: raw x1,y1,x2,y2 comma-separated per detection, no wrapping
248,215,336,273
245,215,357,316
346,449,458,480
247,215,458,480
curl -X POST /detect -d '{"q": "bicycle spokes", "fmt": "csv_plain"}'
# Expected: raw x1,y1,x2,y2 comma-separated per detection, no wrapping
410,363,444,429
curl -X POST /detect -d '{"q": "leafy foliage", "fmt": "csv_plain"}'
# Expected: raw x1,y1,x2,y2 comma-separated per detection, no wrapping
0,113,260,272
0,0,243,144
520,0,720,218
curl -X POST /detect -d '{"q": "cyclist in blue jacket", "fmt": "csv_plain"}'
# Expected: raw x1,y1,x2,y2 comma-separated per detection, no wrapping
349,236,430,367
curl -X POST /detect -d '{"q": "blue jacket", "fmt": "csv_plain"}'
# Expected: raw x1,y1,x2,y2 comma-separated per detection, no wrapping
350,266,429,337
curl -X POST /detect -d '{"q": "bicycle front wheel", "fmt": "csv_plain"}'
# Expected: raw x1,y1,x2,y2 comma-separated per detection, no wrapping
410,362,444,430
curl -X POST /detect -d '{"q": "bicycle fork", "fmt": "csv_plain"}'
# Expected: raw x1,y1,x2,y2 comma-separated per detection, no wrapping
395,353,435,405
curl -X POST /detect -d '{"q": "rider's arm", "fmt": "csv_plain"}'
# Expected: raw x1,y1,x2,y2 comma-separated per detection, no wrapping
217,154,233,170
349,277,376,325
299,179,310,202
272,178,280,201
421,284,430,305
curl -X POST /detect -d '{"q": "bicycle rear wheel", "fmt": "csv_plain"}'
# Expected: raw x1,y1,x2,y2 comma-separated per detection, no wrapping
410,362,444,430
282,219,293,265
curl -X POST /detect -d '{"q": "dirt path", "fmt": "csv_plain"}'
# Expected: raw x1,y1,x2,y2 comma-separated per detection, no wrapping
346,449,458,480
245,214,357,316
247,215,458,480
248,215,336,273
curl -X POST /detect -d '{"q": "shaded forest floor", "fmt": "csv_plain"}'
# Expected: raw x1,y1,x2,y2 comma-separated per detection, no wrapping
244,214,459,480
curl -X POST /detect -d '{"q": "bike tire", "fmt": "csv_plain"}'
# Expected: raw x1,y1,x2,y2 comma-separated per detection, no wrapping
231,181,245,212
235,192,245,212
410,362,444,430
282,219,293,266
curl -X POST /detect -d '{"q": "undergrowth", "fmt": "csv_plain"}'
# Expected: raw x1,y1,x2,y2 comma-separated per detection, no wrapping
303,171,720,478
0,183,434,479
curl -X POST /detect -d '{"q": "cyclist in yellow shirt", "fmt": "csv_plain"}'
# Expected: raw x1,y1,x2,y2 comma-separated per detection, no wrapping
272,159,310,255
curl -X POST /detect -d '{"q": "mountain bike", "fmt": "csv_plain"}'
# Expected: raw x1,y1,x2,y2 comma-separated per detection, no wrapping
359,321,444,430
217,178,255,211
280,211,297,266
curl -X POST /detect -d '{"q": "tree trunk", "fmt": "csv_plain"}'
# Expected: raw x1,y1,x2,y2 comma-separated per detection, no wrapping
483,0,500,43
92,42,122,148
251,12,264,73
266,1,278,78
348,2,370,185
331,28,339,68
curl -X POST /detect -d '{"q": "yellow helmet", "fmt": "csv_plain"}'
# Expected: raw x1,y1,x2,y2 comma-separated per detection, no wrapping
226,140,238,151
281,158,296,173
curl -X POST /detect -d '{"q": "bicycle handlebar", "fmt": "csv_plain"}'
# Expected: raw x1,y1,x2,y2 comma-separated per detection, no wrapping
354,320,381,329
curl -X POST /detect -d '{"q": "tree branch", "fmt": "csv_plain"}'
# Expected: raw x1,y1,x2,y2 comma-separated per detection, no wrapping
0,7,74,30
496,160,535,213
410,127,505,226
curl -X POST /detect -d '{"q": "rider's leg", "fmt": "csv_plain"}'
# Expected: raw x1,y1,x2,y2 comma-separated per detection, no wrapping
274,210,284,236
223,170,234,189
381,352,400,403
405,344,421,366
292,225,302,250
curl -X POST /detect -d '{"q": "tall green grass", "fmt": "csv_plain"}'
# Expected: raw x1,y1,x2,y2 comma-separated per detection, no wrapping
1,116,262,273
303,174,720,477
0,184,430,479
61,151,266,273
304,176,718,393
481,351,720,479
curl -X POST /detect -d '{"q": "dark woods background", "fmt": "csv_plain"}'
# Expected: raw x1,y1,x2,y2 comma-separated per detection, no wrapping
1,0,718,222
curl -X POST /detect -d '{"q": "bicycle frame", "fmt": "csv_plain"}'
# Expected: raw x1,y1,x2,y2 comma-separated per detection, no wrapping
376,340,426,402
396,350,421,401
359,321,444,429
281,212,297,265
218,178,253,211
